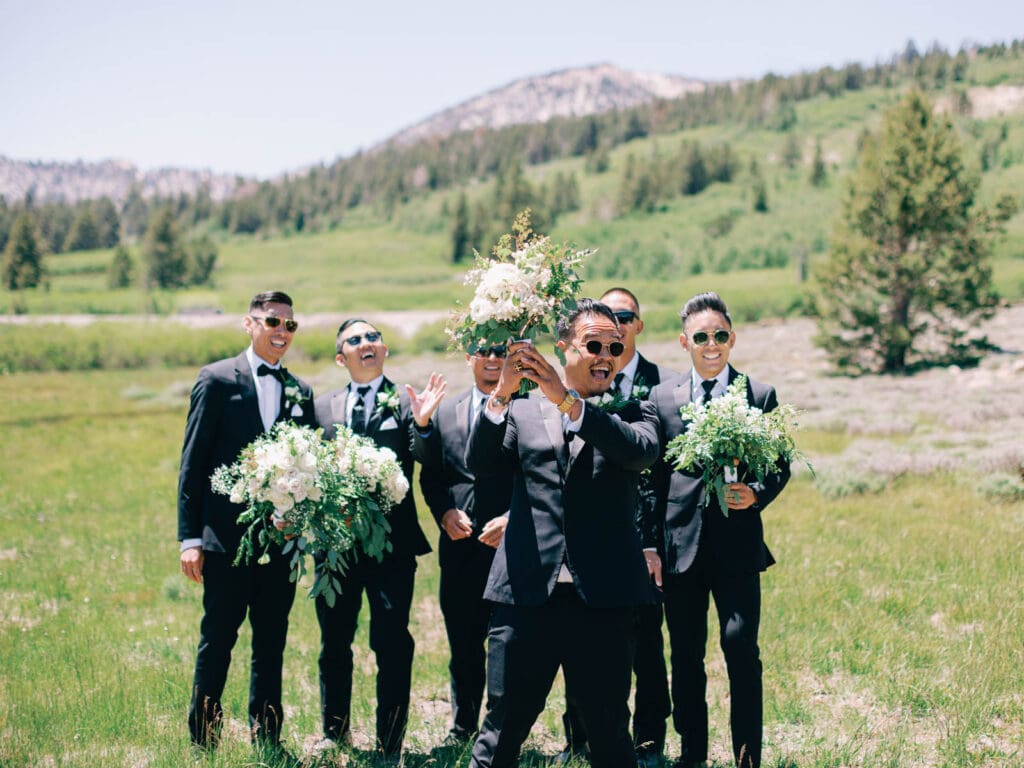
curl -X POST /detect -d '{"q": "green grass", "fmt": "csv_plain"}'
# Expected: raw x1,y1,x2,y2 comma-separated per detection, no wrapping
1,364,1022,767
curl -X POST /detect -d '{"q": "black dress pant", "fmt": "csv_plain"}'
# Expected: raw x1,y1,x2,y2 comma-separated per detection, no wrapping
439,536,496,739
663,545,763,768
470,585,637,768
188,548,297,746
562,601,671,753
315,554,417,758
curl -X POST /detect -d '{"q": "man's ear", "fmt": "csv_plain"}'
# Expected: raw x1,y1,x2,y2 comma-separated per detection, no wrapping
335,353,347,369
678,332,689,352
635,317,645,335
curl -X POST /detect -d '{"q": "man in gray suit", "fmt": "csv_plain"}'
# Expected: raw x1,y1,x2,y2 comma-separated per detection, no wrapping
414,343,513,746
467,299,661,768
645,292,791,768
313,318,443,763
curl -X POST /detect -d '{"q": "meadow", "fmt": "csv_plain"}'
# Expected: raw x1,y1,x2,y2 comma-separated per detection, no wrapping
1,307,1021,768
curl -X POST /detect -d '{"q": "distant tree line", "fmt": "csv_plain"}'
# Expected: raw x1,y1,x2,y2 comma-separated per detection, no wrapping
1,38,1020,266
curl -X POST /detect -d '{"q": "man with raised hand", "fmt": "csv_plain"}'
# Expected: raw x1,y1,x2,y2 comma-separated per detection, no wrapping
556,286,678,767
467,299,660,768
177,290,315,753
646,292,791,768
413,342,514,748
312,318,444,764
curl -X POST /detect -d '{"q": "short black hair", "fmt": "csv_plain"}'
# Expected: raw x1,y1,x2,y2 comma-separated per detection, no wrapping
679,291,732,329
556,298,620,341
335,318,379,354
600,286,641,314
249,291,293,312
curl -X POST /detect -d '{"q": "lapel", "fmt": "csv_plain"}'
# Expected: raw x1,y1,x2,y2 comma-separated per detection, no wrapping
365,376,393,434
540,398,569,478
233,352,263,429
673,372,693,416
331,388,349,427
456,390,472,440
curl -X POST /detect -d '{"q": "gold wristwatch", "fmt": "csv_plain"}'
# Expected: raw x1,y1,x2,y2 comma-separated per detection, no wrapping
556,388,580,414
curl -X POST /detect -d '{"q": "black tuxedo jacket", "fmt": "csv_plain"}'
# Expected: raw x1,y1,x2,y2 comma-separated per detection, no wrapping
646,366,790,575
414,389,513,562
633,353,678,394
314,377,431,560
467,396,661,609
177,352,316,554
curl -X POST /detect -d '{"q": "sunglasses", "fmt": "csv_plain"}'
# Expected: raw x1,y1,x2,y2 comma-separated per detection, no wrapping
342,331,382,347
250,315,299,333
576,340,625,357
690,329,731,346
613,310,638,324
473,344,508,358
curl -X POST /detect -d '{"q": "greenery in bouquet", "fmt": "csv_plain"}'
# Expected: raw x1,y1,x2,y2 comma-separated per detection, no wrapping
211,422,409,606
664,375,811,515
446,210,591,389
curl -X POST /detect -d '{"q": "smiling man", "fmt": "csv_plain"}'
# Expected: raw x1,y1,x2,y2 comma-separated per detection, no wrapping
177,291,315,752
645,292,791,768
312,318,442,763
465,299,661,768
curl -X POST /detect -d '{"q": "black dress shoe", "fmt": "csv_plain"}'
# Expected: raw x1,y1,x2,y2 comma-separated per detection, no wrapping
636,746,664,767
439,731,472,749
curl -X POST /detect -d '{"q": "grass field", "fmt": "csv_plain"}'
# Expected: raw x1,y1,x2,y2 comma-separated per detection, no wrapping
1,305,1022,768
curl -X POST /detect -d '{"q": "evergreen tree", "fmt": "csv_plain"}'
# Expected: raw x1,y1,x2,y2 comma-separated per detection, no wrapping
750,160,769,213
94,197,121,248
187,236,218,286
64,207,101,251
809,139,828,187
782,134,802,169
2,213,46,289
107,244,135,288
141,208,188,289
814,90,1001,373
451,193,471,263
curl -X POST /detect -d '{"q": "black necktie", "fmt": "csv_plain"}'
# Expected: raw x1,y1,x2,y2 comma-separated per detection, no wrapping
351,385,371,434
701,379,716,405
257,363,285,382
613,372,625,396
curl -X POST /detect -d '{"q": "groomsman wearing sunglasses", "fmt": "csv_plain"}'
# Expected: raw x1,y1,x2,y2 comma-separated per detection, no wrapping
467,299,660,768
177,291,316,751
644,292,791,768
312,319,445,763
411,343,514,747
556,287,678,766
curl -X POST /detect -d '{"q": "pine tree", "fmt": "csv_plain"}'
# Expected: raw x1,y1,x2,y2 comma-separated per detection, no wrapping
141,208,188,289
809,139,828,187
451,193,470,263
108,245,135,289
64,207,100,251
814,90,1002,373
2,213,46,289
94,197,121,248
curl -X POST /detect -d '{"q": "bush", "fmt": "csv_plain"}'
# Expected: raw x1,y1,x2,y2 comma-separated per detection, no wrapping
976,472,1024,502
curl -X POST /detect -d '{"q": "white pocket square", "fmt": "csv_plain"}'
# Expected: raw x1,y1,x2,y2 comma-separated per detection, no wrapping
290,404,304,418
380,416,399,430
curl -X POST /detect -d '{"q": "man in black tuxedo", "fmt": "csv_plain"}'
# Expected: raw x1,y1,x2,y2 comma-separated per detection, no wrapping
467,299,661,768
557,286,677,767
313,318,443,762
177,290,316,749
645,292,791,768
413,343,513,746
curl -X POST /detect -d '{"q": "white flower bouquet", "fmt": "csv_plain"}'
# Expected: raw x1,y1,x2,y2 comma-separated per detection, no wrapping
447,210,590,384
211,422,408,605
663,375,810,515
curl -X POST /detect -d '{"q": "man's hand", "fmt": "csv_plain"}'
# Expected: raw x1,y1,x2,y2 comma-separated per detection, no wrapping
407,373,447,428
511,343,566,405
725,483,757,511
441,508,473,541
180,546,204,584
478,516,508,548
643,549,662,588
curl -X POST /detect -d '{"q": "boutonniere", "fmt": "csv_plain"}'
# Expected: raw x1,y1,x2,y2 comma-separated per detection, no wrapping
631,374,650,401
588,390,630,413
282,373,310,417
376,385,401,414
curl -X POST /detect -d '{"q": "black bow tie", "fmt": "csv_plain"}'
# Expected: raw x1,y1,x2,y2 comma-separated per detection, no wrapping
257,364,286,382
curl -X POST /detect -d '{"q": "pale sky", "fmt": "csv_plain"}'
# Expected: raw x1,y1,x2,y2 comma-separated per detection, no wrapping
2,0,1018,178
